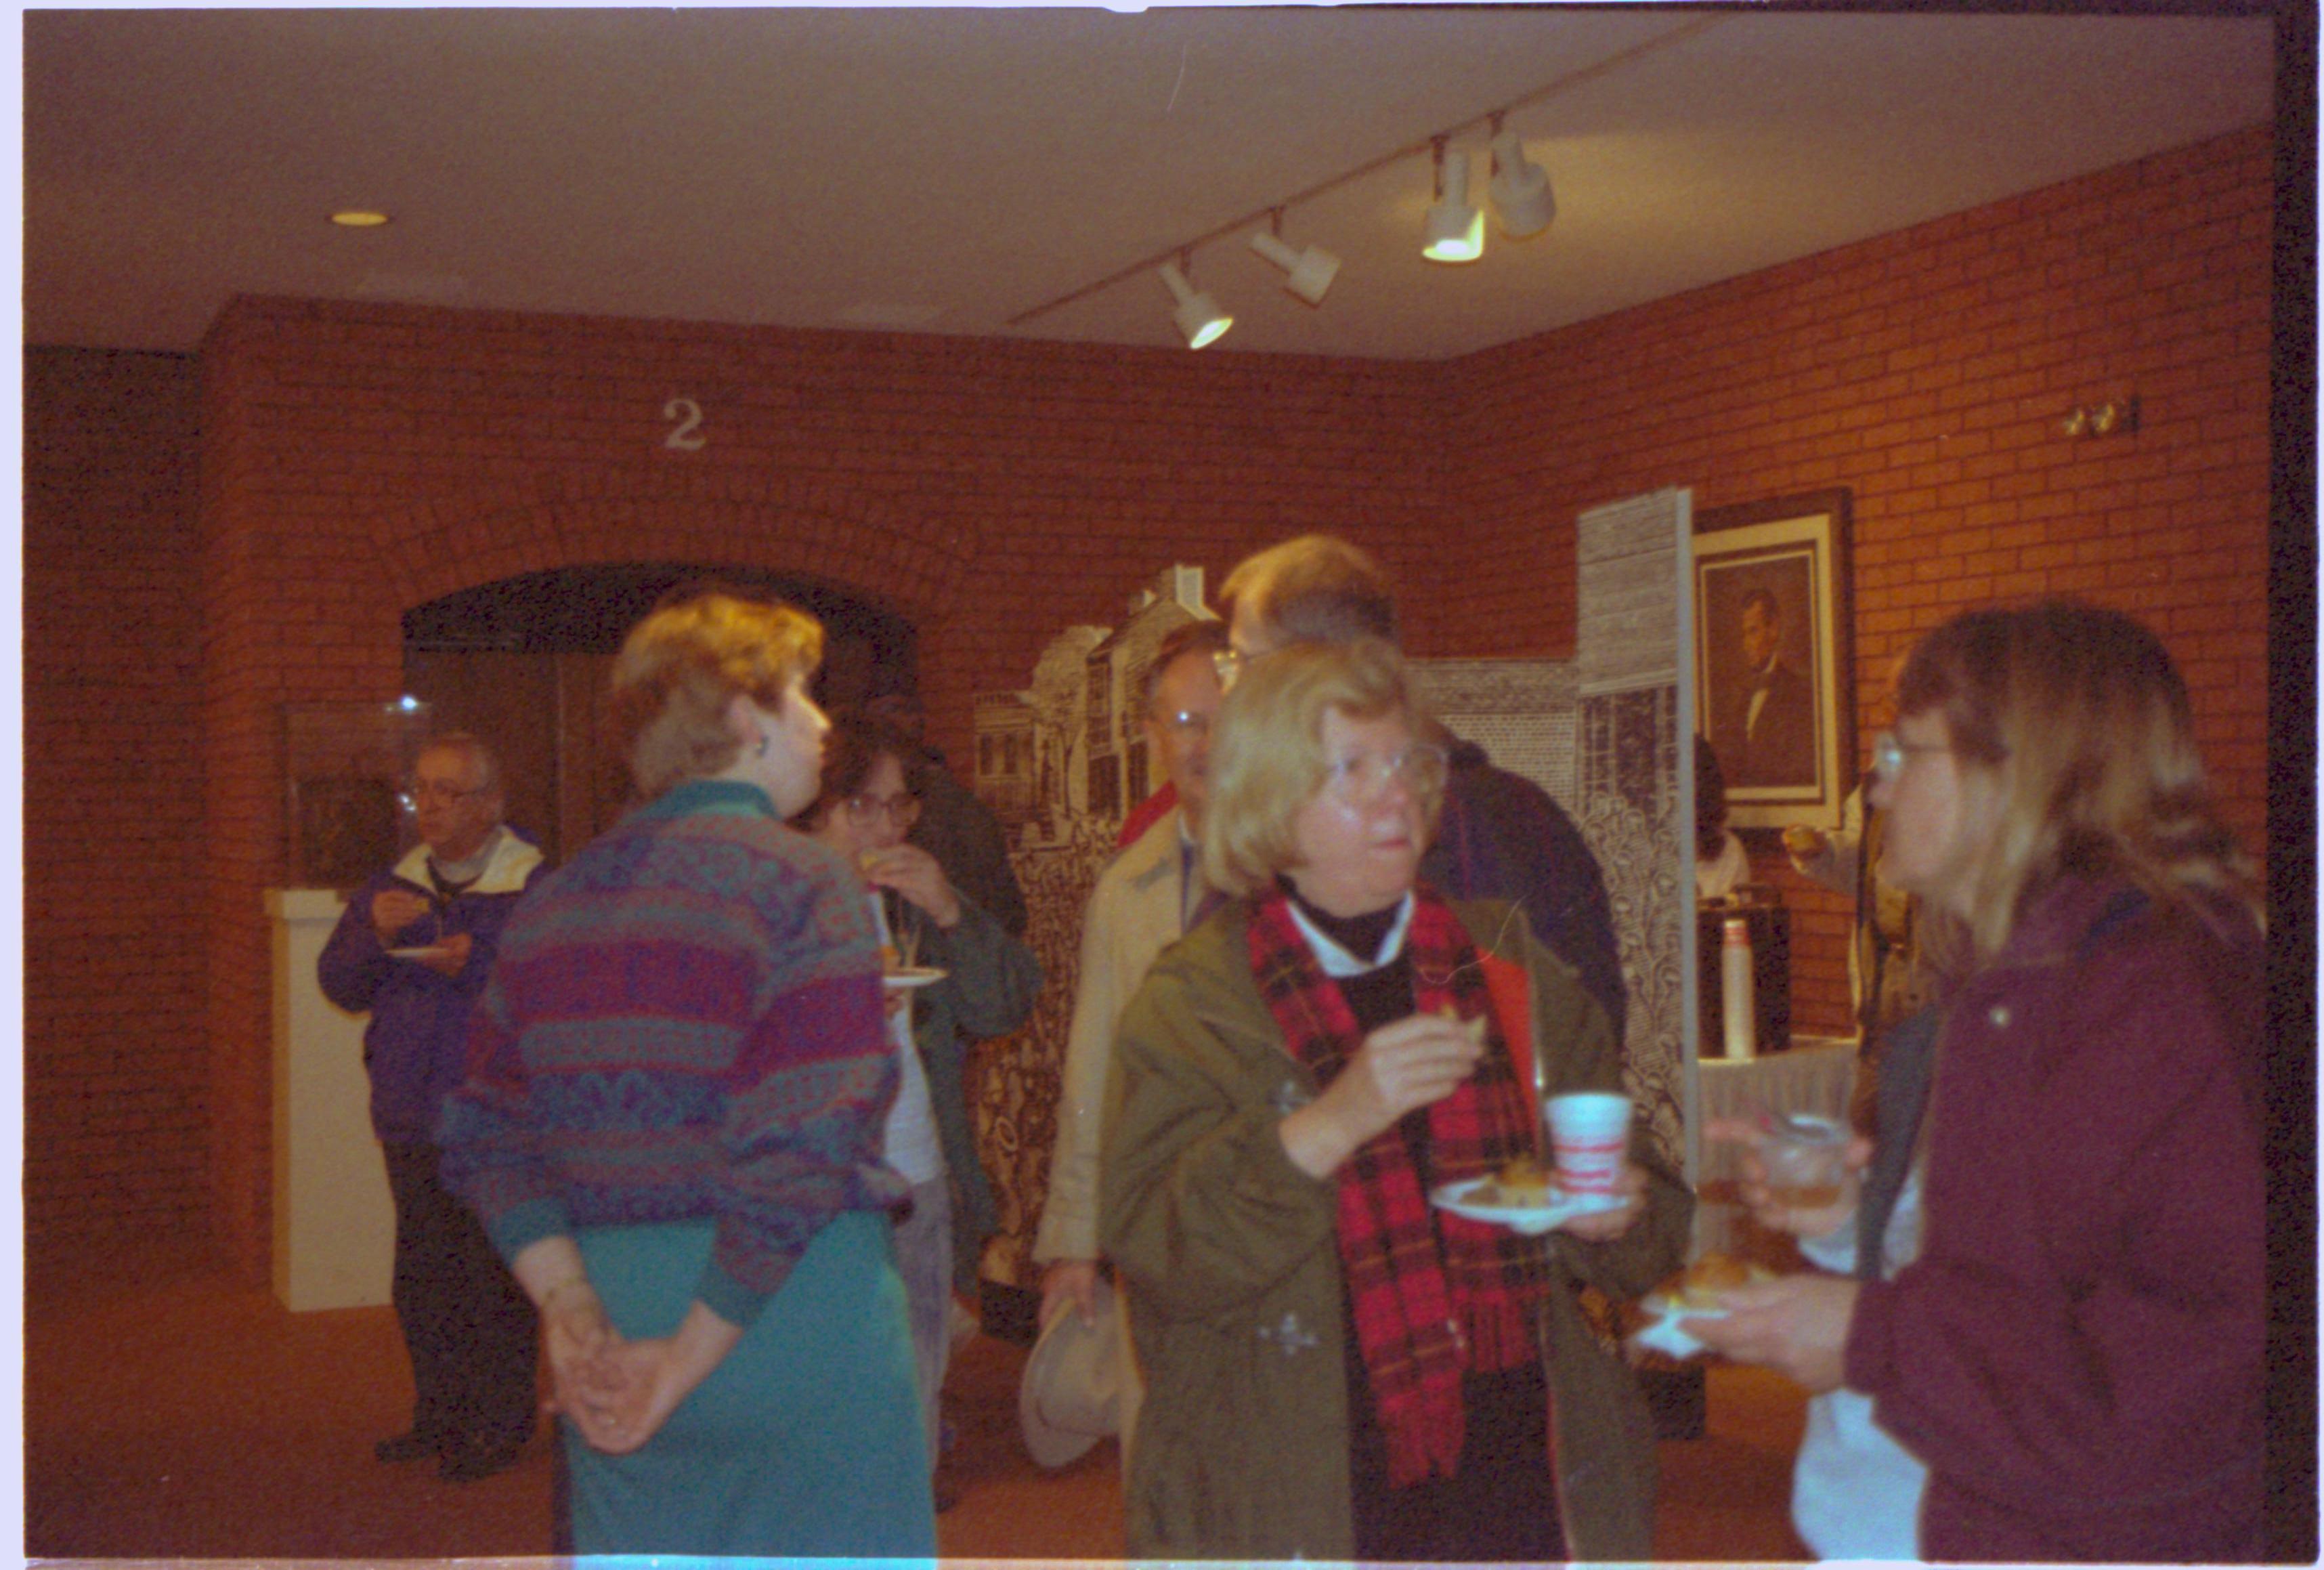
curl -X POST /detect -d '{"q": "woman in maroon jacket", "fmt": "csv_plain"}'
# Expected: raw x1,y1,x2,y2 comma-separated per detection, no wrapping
1687,598,2265,1562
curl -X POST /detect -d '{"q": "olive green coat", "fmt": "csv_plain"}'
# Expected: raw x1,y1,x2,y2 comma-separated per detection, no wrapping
1099,897,1692,1562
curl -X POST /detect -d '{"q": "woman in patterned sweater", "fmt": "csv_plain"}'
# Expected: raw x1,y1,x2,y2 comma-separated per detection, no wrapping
439,589,933,1556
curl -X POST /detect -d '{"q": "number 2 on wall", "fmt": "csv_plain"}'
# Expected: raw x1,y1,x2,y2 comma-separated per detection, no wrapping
662,397,706,452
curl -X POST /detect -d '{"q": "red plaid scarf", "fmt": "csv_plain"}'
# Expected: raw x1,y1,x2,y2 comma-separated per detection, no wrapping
1248,887,1547,1487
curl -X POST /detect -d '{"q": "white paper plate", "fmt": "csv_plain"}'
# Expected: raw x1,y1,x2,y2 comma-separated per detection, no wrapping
882,966,949,990
1428,1176,1625,1236
1629,1294,1729,1359
387,946,452,962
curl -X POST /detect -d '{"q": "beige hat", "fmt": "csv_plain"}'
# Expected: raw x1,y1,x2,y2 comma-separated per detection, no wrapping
1018,1277,1124,1468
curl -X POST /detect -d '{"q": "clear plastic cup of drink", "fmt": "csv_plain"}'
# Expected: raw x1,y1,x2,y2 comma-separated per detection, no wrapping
1759,1113,1849,1208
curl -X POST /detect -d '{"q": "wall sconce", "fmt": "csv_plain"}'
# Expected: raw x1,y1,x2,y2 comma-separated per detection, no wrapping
2062,395,2140,439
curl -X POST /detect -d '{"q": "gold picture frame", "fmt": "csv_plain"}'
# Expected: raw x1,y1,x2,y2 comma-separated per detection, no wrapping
1693,489,1853,833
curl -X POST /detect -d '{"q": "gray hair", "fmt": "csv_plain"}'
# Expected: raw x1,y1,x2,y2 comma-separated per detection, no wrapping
418,731,503,797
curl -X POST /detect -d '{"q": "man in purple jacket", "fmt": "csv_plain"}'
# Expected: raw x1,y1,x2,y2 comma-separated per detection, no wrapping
318,733,544,1483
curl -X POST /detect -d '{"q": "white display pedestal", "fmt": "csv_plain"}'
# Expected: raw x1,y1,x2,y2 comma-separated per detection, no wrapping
268,888,395,1311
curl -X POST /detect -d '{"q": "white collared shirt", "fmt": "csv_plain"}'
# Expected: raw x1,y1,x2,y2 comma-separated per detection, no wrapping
1283,891,1416,977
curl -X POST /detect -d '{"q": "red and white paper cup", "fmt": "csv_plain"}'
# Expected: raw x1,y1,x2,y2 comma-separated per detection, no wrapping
1545,1092,1631,1195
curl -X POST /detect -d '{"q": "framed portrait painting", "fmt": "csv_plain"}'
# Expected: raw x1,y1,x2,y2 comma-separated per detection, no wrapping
1693,489,1853,833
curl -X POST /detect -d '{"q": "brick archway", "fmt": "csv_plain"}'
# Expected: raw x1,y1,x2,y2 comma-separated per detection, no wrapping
207,474,983,1279
370,475,967,633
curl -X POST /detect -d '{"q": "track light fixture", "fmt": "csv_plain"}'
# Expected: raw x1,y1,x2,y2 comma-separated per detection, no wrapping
1247,209,1341,306
1421,138,1484,264
1158,253,1232,349
1488,121,1555,240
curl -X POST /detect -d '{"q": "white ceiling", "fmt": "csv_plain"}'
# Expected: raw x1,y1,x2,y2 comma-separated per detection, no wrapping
23,6,2277,362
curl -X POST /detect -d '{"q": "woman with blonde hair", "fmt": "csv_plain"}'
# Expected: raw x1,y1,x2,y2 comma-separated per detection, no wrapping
1688,597,2265,1562
439,588,933,1556
1100,637,1690,1562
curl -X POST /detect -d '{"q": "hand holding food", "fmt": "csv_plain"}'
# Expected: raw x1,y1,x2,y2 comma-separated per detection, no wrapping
1626,1253,1778,1361
1280,1011,1484,1179
1657,1252,1777,1314
1781,824,1826,859
859,845,960,929
1678,1270,1859,1393
1342,1012,1484,1128
415,930,473,977
371,887,433,943
1557,1160,1649,1242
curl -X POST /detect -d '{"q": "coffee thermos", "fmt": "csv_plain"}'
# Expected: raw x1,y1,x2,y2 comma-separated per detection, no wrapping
1721,914,1757,1061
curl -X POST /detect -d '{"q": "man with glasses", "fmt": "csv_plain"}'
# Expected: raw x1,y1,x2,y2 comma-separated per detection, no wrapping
1217,534,1627,1041
318,733,545,1483
1032,617,1229,1464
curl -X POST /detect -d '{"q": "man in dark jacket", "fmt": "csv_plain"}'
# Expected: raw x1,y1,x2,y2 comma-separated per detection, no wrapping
318,733,544,1482
1219,535,1627,1039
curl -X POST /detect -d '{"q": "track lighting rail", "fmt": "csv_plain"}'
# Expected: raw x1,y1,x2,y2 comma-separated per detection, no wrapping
1004,14,1725,331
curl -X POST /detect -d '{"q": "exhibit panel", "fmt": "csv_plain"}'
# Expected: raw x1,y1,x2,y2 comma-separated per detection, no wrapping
1572,489,1691,1174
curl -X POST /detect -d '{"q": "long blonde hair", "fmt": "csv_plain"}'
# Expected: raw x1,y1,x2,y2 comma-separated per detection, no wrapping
1895,597,2258,961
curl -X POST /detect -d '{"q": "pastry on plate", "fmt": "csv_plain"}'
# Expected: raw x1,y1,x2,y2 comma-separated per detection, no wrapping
1471,1155,1554,1208
1656,1252,1775,1313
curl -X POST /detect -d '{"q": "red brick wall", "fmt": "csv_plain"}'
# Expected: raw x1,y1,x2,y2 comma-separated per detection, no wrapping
1440,126,2275,1033
24,126,2273,1271
24,347,210,1261
190,302,1443,1273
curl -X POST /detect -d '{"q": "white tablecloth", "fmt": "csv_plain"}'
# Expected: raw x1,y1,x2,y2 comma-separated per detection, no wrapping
1694,1037,1859,1257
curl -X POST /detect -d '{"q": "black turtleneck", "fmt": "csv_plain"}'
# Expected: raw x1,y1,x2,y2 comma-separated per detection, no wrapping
1278,878,1413,1032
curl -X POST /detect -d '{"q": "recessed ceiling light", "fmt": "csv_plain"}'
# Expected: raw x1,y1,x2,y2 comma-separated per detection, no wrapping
330,210,391,228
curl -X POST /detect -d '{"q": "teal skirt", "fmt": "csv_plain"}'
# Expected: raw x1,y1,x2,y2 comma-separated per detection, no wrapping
565,1210,935,1558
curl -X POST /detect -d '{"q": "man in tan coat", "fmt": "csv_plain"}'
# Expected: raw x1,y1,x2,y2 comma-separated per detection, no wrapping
1032,618,1228,1459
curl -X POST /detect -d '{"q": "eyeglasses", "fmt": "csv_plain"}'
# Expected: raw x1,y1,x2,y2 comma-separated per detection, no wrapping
1322,742,1448,806
844,792,922,828
1152,708,1214,741
1868,730,1950,786
1214,639,1286,694
405,778,486,806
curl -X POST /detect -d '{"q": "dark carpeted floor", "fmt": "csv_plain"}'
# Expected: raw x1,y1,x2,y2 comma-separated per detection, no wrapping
24,1244,1809,1563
